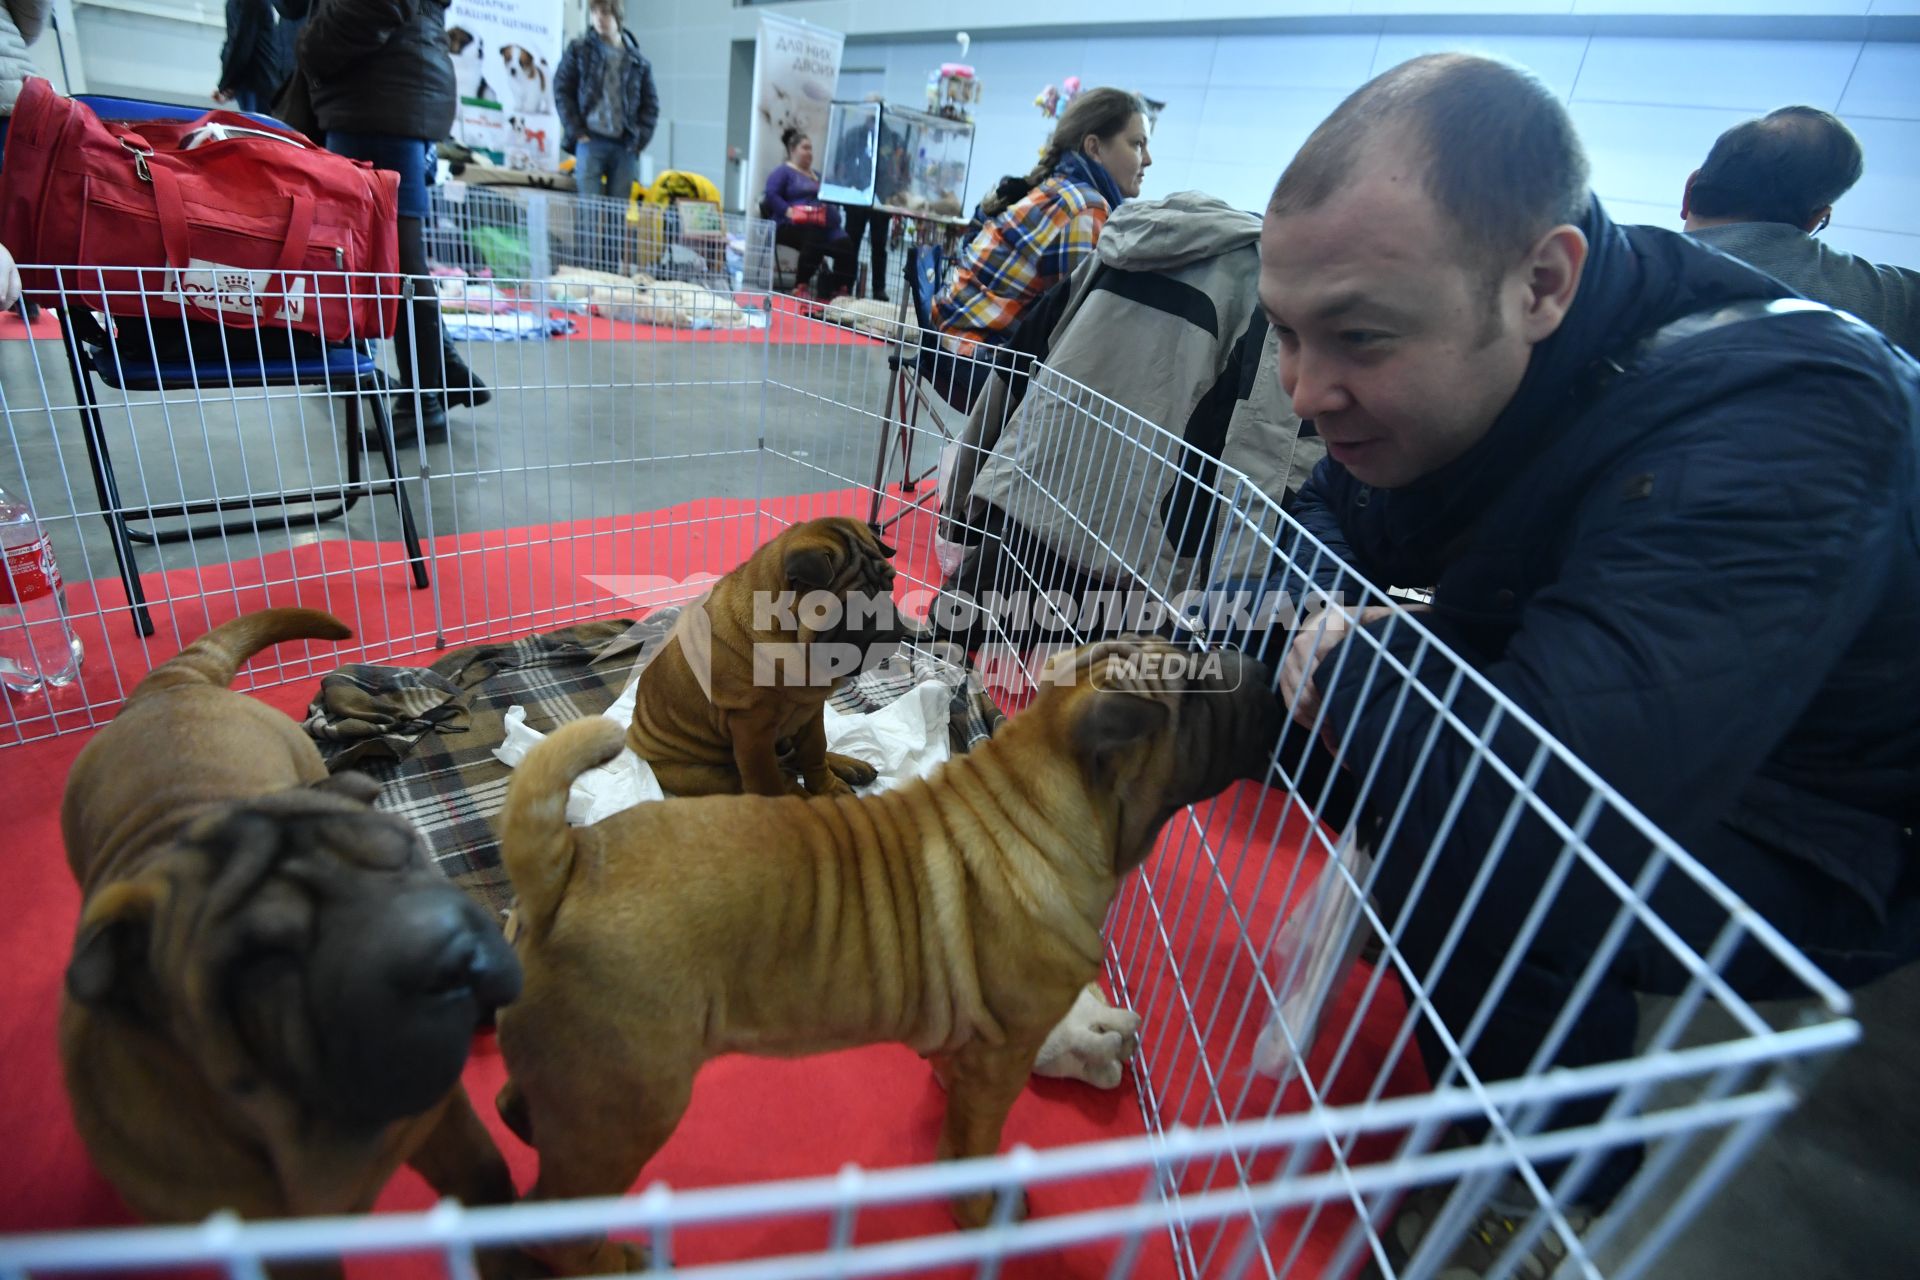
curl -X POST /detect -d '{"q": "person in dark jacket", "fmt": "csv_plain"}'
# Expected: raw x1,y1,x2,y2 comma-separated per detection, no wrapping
1250,53,1919,1277
213,0,286,114
297,0,489,444
266,0,304,107
554,0,658,202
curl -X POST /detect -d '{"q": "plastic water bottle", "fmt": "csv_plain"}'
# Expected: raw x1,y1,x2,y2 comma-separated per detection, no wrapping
0,484,84,696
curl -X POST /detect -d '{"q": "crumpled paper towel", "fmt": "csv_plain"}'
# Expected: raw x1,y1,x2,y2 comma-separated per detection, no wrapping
493,666,955,827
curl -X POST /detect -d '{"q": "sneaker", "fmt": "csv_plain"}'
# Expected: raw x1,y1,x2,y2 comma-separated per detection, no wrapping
1364,1180,1595,1280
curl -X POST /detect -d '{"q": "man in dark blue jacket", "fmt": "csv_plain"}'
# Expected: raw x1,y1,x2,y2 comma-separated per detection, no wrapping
554,0,659,203
1251,53,1919,1276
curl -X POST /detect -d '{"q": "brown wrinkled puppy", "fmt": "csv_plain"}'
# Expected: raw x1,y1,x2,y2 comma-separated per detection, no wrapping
627,515,922,799
59,609,524,1278
496,637,1280,1275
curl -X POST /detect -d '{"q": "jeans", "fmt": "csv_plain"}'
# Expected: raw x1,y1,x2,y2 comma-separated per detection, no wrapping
325,132,434,219
575,139,637,201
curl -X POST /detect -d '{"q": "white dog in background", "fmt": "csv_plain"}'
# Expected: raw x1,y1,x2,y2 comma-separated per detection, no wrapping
498,44,552,116
447,25,490,103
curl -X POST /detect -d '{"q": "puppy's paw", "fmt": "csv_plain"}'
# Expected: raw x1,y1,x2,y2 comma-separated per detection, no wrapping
805,772,857,797
825,752,880,787
496,1079,532,1144
526,1238,647,1275
949,1187,1027,1230
1034,987,1143,1089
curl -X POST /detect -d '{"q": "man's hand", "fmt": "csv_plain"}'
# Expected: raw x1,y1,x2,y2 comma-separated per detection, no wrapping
212,87,232,104
1278,602,1423,728
0,242,21,311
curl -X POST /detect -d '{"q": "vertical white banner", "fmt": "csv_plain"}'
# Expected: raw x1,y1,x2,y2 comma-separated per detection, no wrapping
746,14,845,212
445,0,566,172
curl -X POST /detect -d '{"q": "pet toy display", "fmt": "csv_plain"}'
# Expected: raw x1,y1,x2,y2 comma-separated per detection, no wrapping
926,33,981,122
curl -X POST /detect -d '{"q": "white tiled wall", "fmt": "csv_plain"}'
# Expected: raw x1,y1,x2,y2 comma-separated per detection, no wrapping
809,29,1920,270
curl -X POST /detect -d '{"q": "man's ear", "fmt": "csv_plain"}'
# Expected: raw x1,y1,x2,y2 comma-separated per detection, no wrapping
1803,205,1833,234
67,879,162,1013
1518,224,1589,346
783,545,838,591
1681,169,1700,221
1070,690,1171,787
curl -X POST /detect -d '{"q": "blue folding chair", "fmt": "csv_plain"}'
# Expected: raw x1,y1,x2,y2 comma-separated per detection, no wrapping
55,96,427,638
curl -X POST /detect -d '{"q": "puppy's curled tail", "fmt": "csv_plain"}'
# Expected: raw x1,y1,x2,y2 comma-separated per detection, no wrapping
499,717,624,940
132,607,351,699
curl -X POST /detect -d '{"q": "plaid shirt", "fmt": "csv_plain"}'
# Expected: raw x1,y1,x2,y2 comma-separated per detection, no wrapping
932,170,1110,347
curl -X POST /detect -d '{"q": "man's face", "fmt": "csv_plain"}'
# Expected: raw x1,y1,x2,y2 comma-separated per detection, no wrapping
591,7,620,40
1258,148,1539,489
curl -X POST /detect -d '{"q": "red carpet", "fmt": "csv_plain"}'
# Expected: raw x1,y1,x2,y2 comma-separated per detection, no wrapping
0,489,1422,1276
0,297,871,346
0,306,61,340
558,294,879,346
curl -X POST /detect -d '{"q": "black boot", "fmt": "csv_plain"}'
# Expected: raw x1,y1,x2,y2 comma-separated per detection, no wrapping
440,333,493,410
389,391,449,444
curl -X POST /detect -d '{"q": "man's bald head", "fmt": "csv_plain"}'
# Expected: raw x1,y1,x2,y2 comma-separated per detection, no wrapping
1686,106,1863,231
1268,53,1592,275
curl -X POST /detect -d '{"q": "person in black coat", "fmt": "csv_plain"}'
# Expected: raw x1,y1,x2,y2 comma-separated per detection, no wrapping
296,0,489,443
213,0,286,115
553,0,658,202
265,0,304,106
1248,52,1920,1276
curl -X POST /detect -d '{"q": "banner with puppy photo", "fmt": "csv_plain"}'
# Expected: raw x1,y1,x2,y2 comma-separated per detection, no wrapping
747,13,844,212
445,0,564,172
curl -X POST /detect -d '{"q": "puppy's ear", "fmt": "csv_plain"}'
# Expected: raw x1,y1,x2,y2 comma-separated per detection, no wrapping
309,772,382,806
1070,690,1170,788
67,879,163,1013
784,545,838,591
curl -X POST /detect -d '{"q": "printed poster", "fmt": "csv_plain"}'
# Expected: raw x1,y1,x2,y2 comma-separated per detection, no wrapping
445,0,565,172
746,13,845,211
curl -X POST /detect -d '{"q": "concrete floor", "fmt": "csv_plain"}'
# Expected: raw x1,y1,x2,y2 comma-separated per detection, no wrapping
1,327,1914,1279
1591,965,1920,1280
0,333,912,587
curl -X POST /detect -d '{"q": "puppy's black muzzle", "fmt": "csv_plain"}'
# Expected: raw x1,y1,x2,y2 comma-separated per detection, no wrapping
308,884,521,1124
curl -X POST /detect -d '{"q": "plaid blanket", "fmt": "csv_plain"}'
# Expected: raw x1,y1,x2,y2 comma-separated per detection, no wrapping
304,610,1004,920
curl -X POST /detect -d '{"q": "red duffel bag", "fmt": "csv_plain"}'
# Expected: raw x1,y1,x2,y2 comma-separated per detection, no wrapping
0,77,403,343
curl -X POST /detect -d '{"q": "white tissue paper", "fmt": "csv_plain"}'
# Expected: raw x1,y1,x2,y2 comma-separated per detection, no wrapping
493,660,956,827
1251,835,1375,1084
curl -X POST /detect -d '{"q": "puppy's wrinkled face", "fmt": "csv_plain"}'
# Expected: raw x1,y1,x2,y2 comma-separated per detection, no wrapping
777,516,926,661
65,775,521,1129
1043,637,1282,872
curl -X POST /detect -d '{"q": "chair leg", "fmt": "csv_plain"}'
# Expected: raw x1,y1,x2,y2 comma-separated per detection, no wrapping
868,367,905,526
59,315,154,637
359,390,430,590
